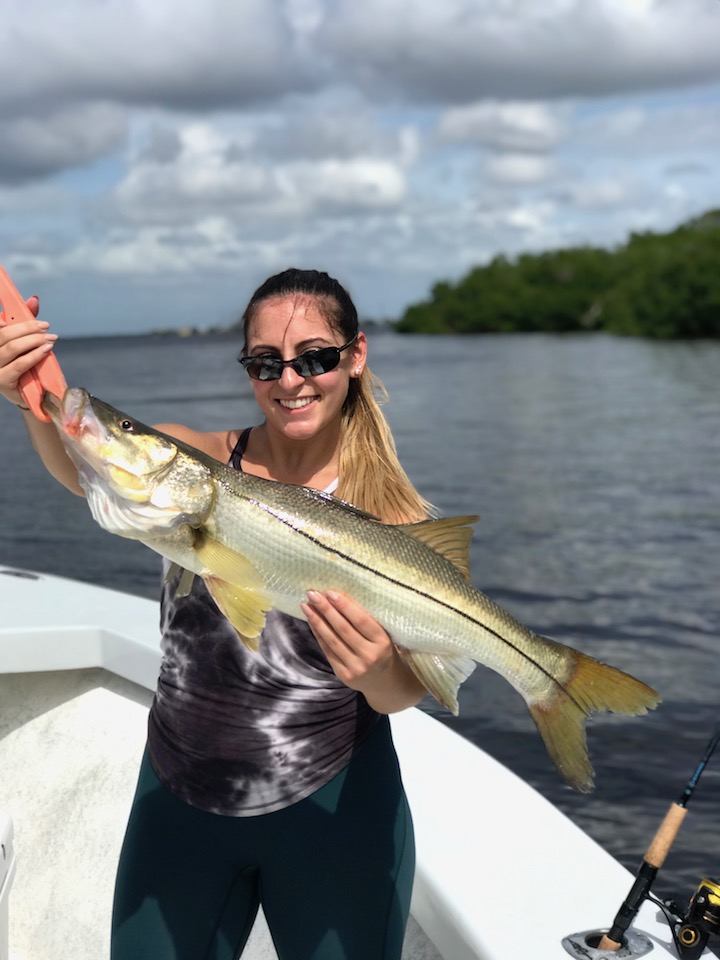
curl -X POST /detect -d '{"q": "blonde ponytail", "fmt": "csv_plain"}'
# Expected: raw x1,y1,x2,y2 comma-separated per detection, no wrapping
338,367,431,524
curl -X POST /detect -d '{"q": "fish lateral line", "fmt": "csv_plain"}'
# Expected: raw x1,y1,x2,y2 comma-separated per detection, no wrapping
235,493,589,714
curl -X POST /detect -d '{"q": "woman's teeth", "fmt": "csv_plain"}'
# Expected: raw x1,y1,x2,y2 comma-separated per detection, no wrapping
278,397,316,409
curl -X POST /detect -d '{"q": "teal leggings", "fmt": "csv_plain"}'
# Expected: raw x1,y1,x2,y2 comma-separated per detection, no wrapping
111,717,415,960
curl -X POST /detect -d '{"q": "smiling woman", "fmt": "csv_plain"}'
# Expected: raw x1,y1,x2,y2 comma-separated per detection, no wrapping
0,266,434,960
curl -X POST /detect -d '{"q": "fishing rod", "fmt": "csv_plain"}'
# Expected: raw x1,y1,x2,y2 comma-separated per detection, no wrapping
597,721,720,954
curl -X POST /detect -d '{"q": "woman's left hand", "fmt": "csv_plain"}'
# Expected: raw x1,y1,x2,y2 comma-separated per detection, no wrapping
301,590,427,713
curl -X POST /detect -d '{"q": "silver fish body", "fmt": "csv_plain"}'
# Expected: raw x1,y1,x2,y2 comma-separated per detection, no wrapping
43,387,660,792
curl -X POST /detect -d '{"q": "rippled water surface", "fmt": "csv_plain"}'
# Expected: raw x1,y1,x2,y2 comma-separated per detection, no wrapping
2,330,719,904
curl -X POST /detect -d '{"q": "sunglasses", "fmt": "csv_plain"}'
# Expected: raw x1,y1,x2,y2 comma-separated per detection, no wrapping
238,334,358,381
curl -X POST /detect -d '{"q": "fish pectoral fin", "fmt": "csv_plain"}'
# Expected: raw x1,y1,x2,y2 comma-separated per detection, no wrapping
397,648,476,716
397,515,479,580
203,576,272,652
193,533,267,592
194,534,272,651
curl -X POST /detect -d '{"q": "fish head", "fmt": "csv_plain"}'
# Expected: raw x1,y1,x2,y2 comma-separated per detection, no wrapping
42,388,216,537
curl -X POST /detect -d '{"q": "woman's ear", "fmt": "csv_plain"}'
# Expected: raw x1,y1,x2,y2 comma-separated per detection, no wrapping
351,331,367,377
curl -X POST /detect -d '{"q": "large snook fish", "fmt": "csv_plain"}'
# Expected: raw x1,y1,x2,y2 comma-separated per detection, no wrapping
42,387,660,792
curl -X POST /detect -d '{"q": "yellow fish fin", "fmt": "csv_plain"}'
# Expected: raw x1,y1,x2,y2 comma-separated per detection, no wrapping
397,647,476,715
194,535,272,651
194,534,267,591
527,637,661,793
203,576,272,651
397,515,479,580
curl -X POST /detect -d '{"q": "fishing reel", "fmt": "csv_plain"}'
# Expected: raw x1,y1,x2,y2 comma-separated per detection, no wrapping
666,877,720,960
563,878,720,960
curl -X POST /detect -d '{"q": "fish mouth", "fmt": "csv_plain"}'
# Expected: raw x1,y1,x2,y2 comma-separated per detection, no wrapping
42,387,107,447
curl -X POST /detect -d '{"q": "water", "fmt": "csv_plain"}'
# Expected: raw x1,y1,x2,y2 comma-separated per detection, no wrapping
2,330,719,907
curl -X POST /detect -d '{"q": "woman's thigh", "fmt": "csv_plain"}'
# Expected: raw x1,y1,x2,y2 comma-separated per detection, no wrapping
111,751,261,960
260,718,415,960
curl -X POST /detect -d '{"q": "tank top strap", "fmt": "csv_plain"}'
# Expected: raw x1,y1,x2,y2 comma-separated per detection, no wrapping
229,427,252,470
229,427,338,494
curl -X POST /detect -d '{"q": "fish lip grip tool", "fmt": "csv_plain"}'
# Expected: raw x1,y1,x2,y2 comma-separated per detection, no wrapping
0,266,67,422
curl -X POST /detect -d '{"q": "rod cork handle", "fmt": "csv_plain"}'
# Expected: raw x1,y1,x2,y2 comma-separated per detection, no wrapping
597,802,688,951
645,802,687,868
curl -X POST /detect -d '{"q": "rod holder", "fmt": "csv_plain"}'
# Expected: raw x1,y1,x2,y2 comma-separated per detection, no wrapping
562,928,654,959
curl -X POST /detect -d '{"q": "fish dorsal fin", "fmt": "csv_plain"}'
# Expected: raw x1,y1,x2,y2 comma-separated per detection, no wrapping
397,515,478,580
396,648,477,715
194,534,272,651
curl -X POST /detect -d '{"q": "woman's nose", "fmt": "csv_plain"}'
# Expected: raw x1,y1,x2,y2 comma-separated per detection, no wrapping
278,363,304,388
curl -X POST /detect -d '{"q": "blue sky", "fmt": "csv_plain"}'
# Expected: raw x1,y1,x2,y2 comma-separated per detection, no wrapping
1,0,720,336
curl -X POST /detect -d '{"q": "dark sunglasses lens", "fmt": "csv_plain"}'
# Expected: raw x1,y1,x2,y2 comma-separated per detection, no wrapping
246,357,283,381
294,347,340,377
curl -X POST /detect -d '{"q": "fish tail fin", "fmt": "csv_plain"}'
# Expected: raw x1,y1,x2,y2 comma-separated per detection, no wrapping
528,637,660,793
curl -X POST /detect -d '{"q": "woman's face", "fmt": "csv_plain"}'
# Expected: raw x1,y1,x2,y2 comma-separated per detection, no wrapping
244,295,366,443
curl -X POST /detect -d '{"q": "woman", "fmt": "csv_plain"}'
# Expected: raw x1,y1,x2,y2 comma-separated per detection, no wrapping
0,268,430,960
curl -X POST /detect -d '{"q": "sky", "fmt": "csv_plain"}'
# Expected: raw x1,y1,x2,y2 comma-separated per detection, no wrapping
2,0,720,336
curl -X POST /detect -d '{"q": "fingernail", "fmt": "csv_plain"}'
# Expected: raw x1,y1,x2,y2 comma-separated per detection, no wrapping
45,334,58,341
326,591,340,602
307,590,321,603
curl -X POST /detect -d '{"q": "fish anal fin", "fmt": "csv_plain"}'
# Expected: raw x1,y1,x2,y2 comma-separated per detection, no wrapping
194,534,272,651
397,515,478,580
528,639,661,793
397,647,476,715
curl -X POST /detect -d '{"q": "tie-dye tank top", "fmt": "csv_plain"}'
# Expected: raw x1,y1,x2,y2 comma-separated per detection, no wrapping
146,429,380,816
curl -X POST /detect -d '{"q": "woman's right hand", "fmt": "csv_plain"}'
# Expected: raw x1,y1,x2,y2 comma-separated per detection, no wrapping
0,297,58,408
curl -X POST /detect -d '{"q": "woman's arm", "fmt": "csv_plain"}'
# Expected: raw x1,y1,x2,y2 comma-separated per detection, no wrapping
0,304,85,496
301,590,427,714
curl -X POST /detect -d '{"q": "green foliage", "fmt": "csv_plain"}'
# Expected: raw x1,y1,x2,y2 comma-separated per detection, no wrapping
395,210,720,338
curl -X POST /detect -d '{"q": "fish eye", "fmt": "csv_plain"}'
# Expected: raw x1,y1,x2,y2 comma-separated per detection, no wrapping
118,418,135,432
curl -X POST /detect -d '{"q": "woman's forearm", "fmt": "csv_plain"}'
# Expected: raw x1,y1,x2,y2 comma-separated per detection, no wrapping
19,407,85,496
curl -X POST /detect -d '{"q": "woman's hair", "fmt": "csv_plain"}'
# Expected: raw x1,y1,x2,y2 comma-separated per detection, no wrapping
242,268,430,523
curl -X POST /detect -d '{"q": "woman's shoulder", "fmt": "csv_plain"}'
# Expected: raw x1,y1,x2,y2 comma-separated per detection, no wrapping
153,423,243,463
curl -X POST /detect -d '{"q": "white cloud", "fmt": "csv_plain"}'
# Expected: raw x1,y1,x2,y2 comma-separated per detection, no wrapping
484,153,559,186
315,0,720,102
0,105,128,184
0,0,315,116
1,0,720,333
114,120,407,224
438,102,567,152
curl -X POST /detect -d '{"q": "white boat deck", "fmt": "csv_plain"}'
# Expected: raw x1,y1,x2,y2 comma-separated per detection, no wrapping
0,566,712,960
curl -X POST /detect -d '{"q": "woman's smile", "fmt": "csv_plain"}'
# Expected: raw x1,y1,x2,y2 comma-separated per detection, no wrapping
276,395,319,411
